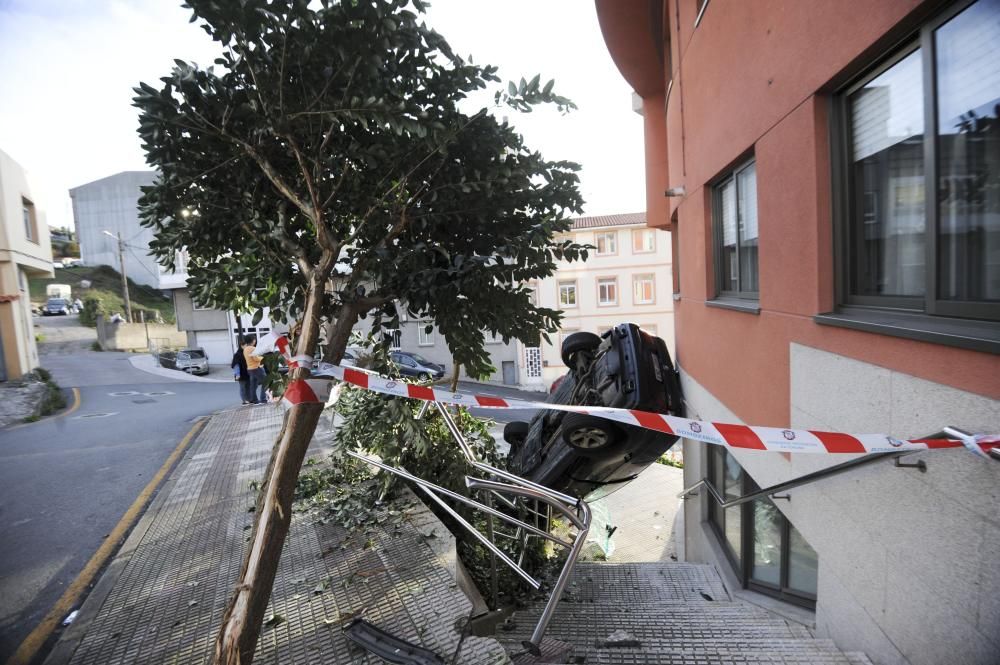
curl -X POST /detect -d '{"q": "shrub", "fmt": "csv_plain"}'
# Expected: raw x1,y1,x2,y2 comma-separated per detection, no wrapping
79,290,124,327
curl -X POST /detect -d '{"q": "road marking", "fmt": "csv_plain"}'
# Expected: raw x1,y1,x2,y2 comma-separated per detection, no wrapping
142,391,175,397
108,391,140,397
72,412,118,420
4,418,207,665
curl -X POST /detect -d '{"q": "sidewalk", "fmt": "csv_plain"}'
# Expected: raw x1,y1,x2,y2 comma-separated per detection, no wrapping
45,405,508,665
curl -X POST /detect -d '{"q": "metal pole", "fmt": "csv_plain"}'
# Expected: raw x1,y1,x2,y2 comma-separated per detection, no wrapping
116,232,132,322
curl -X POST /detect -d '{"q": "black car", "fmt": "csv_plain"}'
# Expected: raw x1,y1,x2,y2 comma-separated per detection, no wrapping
504,323,684,501
390,351,445,381
42,298,70,316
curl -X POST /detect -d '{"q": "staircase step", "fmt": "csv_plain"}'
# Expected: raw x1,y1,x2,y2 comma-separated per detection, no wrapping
561,562,731,604
500,602,812,644
505,638,858,665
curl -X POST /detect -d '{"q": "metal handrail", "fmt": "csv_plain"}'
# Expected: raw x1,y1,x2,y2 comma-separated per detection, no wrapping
678,426,988,507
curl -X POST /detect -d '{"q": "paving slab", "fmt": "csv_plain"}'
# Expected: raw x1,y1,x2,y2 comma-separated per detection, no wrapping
45,404,508,665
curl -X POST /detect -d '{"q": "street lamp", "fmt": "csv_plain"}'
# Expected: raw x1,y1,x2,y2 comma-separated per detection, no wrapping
103,230,133,323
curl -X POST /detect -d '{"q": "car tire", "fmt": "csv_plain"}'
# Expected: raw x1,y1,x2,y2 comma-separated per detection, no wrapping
503,420,530,446
560,331,602,366
562,413,618,451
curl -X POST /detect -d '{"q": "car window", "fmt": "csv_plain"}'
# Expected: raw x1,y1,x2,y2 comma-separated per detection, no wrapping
177,353,190,360
410,353,431,365
186,350,206,358
48,299,65,306
401,356,416,367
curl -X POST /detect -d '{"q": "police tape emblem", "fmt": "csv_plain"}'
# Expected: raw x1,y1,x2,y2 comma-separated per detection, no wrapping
886,436,905,448
690,422,702,433
782,430,796,440
385,380,397,390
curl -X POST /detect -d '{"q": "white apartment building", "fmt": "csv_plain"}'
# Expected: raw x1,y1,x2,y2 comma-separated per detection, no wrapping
70,171,160,288
535,212,674,388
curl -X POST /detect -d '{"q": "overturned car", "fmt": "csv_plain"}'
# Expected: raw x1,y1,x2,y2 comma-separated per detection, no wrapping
504,323,684,501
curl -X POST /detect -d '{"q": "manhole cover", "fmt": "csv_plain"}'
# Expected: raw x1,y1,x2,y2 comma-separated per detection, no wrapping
143,391,175,397
74,412,118,419
108,391,140,397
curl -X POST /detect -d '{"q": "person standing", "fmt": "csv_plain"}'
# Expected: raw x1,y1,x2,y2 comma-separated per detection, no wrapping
244,335,267,404
231,338,251,404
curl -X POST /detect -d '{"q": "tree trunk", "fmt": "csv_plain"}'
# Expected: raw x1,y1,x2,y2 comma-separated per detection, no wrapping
449,360,461,392
213,287,357,665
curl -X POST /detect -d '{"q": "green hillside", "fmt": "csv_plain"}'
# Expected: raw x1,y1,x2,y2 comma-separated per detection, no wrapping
30,264,175,324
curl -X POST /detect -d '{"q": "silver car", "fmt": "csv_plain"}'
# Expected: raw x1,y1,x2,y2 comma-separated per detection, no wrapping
158,348,209,375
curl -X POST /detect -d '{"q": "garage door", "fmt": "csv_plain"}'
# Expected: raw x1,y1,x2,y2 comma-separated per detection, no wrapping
194,330,235,366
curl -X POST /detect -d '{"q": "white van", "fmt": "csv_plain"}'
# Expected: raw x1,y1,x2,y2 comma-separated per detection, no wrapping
46,284,72,299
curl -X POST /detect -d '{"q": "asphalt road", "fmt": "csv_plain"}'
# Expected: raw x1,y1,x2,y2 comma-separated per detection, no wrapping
0,315,238,661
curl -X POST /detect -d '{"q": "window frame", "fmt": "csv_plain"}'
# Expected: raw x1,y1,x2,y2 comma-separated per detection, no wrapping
597,276,618,306
632,228,656,254
594,231,618,256
632,273,656,305
712,157,759,301
833,0,1000,323
417,322,434,347
558,279,578,308
22,198,38,244
706,448,818,609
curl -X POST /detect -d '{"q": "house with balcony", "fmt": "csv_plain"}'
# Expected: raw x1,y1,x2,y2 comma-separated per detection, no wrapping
596,1,999,664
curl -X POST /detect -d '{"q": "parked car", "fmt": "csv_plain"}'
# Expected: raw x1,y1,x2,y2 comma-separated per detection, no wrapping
390,351,445,381
42,298,70,316
504,323,684,501
158,348,209,375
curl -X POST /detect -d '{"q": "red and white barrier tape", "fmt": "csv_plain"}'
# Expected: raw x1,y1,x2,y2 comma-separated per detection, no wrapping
263,335,998,458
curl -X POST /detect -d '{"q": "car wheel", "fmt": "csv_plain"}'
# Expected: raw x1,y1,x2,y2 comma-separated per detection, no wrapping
503,420,530,446
562,413,617,451
560,331,602,367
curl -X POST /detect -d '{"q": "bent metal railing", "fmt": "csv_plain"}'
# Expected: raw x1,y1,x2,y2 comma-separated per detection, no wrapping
677,425,993,508
348,400,590,656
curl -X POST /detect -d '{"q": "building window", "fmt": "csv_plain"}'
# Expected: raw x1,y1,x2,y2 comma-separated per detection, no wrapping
707,448,818,607
713,160,759,298
384,329,402,350
595,231,618,256
633,274,656,304
838,0,1000,322
597,277,618,306
558,280,578,307
418,323,434,346
22,198,38,244
632,229,656,253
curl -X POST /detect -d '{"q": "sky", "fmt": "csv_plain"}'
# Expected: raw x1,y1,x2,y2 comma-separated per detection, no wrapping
0,0,645,232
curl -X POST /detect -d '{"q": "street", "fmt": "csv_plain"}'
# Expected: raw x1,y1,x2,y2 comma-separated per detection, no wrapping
0,315,237,661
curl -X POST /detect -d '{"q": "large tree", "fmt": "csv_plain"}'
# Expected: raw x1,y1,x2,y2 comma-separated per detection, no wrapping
134,1,585,662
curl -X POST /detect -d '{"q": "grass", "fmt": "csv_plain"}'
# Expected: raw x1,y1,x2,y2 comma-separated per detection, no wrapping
30,264,174,325
23,368,67,422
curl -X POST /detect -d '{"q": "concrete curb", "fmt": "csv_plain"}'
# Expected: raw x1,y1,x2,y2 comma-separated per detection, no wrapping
127,354,230,383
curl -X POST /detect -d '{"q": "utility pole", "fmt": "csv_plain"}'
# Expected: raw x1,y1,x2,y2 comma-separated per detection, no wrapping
104,230,132,322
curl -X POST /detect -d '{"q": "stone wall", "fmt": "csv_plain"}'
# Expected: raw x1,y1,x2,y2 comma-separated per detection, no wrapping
96,315,187,352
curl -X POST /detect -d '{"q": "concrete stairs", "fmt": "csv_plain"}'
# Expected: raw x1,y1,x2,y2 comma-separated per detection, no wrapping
498,562,873,665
